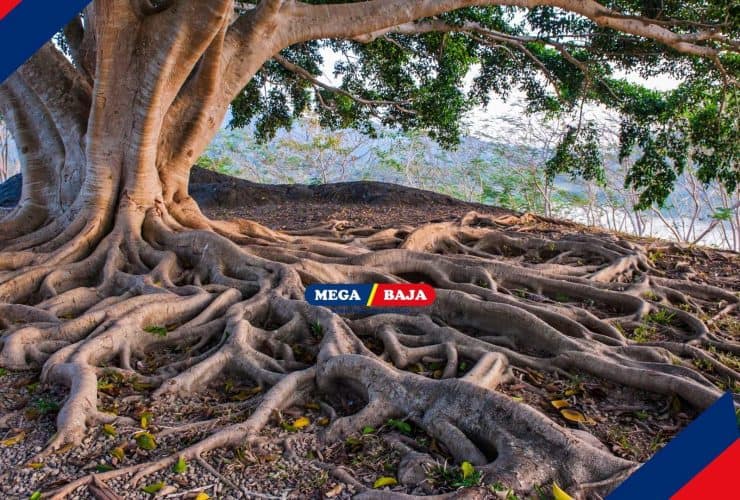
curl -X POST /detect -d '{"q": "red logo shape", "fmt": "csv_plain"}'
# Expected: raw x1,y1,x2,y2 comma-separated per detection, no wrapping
370,283,436,307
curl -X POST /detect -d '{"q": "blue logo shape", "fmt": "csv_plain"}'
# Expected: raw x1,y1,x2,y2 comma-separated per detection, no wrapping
608,392,739,499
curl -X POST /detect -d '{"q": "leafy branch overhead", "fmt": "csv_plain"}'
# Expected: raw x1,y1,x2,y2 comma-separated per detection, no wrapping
225,0,738,207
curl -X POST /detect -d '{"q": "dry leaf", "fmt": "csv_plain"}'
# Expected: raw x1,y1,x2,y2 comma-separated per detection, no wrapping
325,484,343,498
102,424,117,437
194,493,210,500
551,399,570,409
1,431,25,446
560,409,595,425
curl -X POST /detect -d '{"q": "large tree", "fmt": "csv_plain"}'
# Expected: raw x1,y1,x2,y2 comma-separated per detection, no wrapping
0,0,738,496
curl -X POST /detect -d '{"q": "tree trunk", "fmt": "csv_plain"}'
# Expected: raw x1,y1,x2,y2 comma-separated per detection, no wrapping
0,1,737,498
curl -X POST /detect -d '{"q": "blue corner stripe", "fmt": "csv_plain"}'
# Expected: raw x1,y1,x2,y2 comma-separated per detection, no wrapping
0,0,92,84
608,392,739,499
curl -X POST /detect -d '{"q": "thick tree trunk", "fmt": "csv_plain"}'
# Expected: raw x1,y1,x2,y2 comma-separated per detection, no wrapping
0,1,737,498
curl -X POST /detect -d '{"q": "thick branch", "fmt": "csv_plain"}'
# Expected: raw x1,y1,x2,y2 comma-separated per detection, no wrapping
282,0,725,58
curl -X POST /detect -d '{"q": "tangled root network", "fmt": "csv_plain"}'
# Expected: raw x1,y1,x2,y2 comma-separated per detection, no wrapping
1,210,738,498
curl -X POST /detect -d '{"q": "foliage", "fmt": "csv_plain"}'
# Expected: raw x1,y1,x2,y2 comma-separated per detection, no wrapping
224,2,738,206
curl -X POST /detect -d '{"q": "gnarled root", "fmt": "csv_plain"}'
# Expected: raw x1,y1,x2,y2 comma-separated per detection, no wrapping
1,209,737,498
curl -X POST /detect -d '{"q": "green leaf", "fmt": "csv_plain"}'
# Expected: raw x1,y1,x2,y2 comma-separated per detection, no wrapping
135,431,157,451
96,464,114,472
29,492,42,500
102,424,117,437
387,418,412,434
173,456,187,474
143,325,168,337
362,426,375,434
142,481,165,495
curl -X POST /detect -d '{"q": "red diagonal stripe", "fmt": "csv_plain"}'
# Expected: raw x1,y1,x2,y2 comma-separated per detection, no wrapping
670,438,740,499
0,0,22,20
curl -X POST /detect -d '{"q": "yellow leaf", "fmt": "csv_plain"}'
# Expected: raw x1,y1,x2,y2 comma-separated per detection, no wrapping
1,431,26,446
317,417,330,426
27,462,44,469
102,424,117,437
110,447,125,461
194,493,210,500
511,396,523,402
551,399,570,409
293,416,310,429
304,402,320,410
560,409,595,425
460,461,475,479
140,412,153,430
552,482,574,500
373,477,398,489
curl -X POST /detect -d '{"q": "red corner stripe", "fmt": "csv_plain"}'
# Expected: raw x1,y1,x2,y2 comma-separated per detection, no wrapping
671,438,740,499
0,0,22,20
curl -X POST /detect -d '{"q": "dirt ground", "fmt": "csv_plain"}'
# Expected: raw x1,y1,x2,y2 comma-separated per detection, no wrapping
0,170,738,500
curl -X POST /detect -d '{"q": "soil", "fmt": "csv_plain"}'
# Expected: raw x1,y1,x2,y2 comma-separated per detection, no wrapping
0,169,738,500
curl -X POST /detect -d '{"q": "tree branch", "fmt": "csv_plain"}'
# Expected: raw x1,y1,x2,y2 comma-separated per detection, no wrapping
282,0,730,59
273,54,416,114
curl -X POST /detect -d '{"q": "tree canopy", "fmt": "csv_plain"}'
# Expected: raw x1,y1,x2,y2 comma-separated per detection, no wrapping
226,0,739,208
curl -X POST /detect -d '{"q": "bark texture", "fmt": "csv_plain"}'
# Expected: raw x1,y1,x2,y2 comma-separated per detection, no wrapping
0,1,737,498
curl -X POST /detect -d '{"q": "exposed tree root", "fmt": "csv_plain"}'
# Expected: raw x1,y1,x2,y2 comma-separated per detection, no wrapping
1,209,738,498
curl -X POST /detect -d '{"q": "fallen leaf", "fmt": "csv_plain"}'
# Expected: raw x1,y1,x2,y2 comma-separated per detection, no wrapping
231,386,262,401
551,399,570,409
317,417,330,426
135,431,157,451
142,481,165,495
552,482,574,500
173,456,187,474
29,492,41,500
325,484,343,497
387,418,412,434
140,412,153,429
460,461,475,479
293,416,310,429
110,446,125,461
362,426,375,434
27,462,44,470
304,401,320,410
194,493,210,500
102,424,117,437
96,464,114,472
560,409,595,425
1,431,26,446
373,476,398,488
